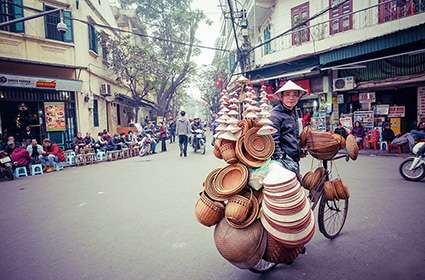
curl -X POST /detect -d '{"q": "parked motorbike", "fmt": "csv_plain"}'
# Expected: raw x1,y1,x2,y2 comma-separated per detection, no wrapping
139,133,155,157
0,151,14,181
192,129,206,155
399,142,425,181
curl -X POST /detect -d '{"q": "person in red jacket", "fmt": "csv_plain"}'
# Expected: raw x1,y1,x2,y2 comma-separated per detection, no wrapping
40,139,65,172
9,142,31,169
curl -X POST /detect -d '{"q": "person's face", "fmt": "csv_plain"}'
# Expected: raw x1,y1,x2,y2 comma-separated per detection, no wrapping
31,139,37,146
26,126,31,132
281,90,301,109
355,122,360,128
43,141,51,148
77,132,82,138
7,136,14,142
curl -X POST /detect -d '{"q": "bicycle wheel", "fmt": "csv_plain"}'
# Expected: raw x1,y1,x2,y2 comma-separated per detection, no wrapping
318,196,348,239
249,259,277,273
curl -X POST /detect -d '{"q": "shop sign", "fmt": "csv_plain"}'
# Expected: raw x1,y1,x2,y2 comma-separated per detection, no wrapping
337,94,344,104
0,74,82,92
339,117,353,129
388,106,405,118
354,111,374,130
375,104,389,115
359,92,376,103
44,102,66,132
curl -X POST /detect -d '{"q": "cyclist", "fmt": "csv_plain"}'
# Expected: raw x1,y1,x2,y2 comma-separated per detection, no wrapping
270,80,307,178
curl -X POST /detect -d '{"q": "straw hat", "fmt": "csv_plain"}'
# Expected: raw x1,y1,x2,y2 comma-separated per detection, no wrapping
263,163,297,187
275,80,307,95
257,125,278,136
218,131,239,141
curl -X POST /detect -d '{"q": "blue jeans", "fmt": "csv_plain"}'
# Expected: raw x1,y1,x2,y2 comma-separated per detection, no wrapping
40,154,58,167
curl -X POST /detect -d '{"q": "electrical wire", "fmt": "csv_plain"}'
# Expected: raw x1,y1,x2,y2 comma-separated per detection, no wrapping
0,0,230,52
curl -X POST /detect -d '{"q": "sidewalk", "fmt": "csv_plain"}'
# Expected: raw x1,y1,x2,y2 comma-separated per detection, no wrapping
358,149,411,158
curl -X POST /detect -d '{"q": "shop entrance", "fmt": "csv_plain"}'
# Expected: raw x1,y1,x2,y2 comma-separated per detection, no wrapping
0,87,77,149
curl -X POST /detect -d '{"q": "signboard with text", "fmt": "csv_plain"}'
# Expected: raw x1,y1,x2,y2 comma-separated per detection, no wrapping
388,106,405,118
44,102,66,132
375,104,390,115
0,74,82,91
354,111,374,130
359,92,376,103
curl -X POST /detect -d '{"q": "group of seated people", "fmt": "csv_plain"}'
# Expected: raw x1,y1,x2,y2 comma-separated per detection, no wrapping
1,136,65,173
333,120,425,151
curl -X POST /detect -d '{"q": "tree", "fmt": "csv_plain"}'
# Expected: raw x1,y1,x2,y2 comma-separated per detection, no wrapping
100,0,206,117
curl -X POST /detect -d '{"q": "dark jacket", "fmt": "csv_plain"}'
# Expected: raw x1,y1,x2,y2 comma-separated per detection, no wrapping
382,128,395,142
334,127,348,139
270,103,301,162
352,127,365,138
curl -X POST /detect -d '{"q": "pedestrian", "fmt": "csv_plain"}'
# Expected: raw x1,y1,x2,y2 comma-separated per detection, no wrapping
270,80,307,178
334,122,349,139
40,139,65,172
168,118,176,143
159,121,168,152
176,111,191,157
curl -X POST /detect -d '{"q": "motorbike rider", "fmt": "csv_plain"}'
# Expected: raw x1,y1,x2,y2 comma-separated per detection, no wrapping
270,80,307,178
191,117,204,149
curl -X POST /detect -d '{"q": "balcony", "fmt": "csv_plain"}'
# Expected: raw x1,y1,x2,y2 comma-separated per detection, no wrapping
256,0,425,65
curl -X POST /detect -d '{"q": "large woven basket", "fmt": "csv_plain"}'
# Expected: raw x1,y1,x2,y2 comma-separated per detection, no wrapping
263,233,302,264
323,181,338,200
226,191,260,229
214,163,249,196
195,192,225,227
204,168,229,201
332,179,350,199
307,131,340,160
214,219,267,269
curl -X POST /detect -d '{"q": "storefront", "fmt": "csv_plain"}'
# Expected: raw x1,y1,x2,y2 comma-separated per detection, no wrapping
0,74,82,148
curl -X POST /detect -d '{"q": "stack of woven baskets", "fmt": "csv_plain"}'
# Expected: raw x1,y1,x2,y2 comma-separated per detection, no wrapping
195,83,316,269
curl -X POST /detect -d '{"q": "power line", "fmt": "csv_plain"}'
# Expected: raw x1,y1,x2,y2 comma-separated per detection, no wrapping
0,0,230,52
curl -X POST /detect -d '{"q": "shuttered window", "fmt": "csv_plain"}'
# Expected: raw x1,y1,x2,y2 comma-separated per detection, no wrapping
329,0,353,35
0,0,24,33
291,2,310,46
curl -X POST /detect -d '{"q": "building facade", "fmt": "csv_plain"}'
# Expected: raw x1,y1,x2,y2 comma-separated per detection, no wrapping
0,0,142,148
219,0,425,132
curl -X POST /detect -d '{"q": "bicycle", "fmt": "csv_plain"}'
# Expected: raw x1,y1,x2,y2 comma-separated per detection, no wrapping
250,153,350,273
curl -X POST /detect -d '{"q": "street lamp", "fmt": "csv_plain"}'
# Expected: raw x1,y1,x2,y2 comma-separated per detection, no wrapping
56,10,69,34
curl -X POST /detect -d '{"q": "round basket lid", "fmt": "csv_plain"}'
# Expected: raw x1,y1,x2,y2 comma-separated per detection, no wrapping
215,163,248,196
244,127,275,160
235,136,265,168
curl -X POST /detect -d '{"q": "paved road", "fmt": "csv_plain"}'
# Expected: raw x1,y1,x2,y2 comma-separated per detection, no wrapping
0,143,424,280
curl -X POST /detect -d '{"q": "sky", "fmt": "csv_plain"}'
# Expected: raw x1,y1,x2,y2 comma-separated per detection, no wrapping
188,0,223,101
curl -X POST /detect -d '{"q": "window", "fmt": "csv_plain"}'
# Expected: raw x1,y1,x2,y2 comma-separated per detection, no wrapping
93,99,99,127
88,20,98,53
291,2,310,46
44,6,73,42
329,0,353,35
263,24,272,55
0,0,24,33
101,45,108,63
116,104,121,125
379,0,425,23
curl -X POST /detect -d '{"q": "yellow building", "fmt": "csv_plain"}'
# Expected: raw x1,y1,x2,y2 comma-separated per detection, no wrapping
0,0,147,148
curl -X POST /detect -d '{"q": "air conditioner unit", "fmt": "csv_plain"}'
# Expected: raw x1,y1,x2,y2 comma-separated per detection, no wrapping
333,76,355,91
100,83,112,96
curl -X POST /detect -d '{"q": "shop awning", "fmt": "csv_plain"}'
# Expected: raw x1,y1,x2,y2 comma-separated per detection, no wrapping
319,23,425,65
251,66,320,84
356,73,425,90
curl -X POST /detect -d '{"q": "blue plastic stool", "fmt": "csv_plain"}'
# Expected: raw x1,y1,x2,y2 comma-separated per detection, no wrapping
96,151,107,161
30,164,43,176
14,167,28,178
54,162,64,171
66,152,76,166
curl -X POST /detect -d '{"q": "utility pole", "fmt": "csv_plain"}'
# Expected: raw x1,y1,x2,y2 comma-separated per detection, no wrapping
226,0,245,74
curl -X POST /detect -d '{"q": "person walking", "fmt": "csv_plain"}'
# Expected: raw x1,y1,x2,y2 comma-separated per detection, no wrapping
159,122,168,152
168,118,176,144
176,111,191,157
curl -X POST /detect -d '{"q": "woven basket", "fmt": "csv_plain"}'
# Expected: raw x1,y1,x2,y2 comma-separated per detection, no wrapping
204,168,229,201
195,192,225,227
220,141,238,164
213,147,223,159
307,131,340,160
333,133,346,149
226,192,260,229
300,127,311,148
214,138,222,150
215,163,248,196
214,219,267,269
235,136,265,168
263,233,302,264
323,181,338,200
243,127,275,161
225,190,252,224
301,171,314,190
346,135,359,160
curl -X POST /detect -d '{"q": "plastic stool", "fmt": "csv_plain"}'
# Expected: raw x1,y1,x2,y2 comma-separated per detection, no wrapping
30,164,43,176
97,151,107,161
66,152,76,166
14,167,28,178
380,141,388,151
54,162,64,171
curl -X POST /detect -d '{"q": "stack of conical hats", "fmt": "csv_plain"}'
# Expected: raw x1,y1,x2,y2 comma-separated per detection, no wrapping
257,90,277,136
260,163,315,248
